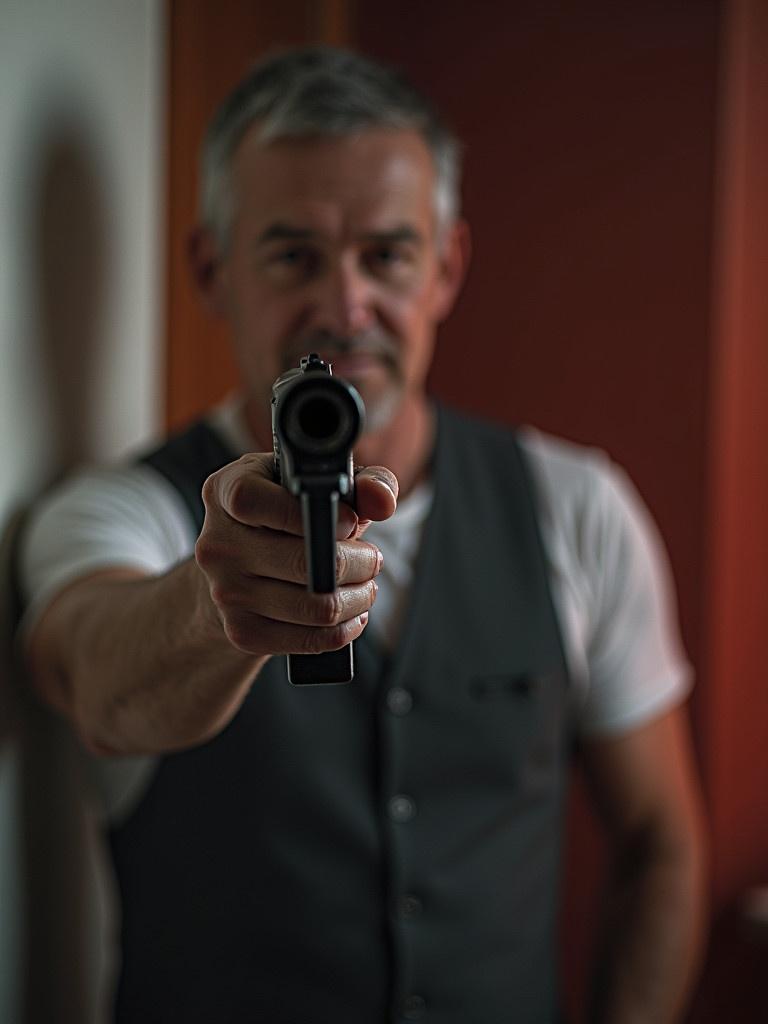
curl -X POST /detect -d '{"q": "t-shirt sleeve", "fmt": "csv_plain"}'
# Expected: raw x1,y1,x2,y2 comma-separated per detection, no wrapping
575,458,693,736
18,463,196,641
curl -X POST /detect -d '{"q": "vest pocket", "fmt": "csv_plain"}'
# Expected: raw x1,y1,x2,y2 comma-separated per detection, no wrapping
460,668,567,791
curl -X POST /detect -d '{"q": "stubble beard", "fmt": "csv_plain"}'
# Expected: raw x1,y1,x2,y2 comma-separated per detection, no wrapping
281,330,405,437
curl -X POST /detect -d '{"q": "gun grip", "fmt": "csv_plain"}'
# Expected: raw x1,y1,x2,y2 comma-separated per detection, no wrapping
300,488,338,593
287,485,353,685
287,647,354,685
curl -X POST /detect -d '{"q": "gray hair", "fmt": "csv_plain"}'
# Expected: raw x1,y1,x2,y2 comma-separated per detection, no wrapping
200,46,462,248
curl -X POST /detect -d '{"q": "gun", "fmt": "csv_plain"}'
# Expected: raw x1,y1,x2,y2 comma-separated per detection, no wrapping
271,353,365,685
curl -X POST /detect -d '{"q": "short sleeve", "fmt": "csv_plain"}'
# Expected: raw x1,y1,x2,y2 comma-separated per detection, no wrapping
575,460,693,736
18,463,196,642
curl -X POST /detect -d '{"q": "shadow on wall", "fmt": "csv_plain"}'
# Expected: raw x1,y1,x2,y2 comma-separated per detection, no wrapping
33,115,112,473
1,104,115,1024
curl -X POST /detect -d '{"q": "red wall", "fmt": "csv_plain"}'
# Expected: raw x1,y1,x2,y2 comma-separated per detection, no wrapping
166,1,768,1018
688,2,768,1018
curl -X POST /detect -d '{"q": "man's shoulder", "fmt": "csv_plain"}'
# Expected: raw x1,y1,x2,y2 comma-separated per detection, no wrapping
517,425,612,489
137,393,248,467
139,419,235,477
137,412,240,534
513,426,661,577
440,405,613,497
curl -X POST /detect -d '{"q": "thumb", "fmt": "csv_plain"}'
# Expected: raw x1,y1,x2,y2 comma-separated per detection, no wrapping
353,466,398,528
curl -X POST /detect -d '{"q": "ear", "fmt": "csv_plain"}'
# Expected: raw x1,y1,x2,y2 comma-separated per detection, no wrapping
431,218,472,323
186,226,229,317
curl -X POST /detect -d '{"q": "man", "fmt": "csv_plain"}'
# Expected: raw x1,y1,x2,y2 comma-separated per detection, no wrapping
20,47,706,1023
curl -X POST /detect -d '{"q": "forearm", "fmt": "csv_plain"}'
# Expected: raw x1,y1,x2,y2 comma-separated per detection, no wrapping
25,460,392,756
589,825,708,1023
28,558,264,755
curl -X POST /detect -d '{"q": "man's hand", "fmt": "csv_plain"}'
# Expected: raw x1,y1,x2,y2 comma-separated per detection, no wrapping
195,453,398,657
25,455,398,755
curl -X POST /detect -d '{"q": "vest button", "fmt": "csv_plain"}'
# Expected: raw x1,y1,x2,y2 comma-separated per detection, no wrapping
386,687,413,716
402,994,427,1019
388,794,416,823
398,893,423,919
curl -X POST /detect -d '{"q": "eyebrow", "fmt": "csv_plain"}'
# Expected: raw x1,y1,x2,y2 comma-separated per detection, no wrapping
363,226,424,247
257,223,317,245
256,223,424,246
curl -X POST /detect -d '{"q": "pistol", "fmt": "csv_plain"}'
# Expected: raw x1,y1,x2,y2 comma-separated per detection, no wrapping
271,353,365,684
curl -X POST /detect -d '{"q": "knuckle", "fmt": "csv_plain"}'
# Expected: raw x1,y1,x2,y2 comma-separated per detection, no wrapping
227,475,251,520
369,544,382,576
297,629,324,655
335,545,349,581
194,535,216,570
298,620,354,655
201,471,218,508
326,621,354,651
195,534,229,573
208,582,238,611
223,617,251,652
313,591,344,627
294,591,338,627
289,543,309,583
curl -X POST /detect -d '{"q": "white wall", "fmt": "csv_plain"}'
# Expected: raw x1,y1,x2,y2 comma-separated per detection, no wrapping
0,2,164,1020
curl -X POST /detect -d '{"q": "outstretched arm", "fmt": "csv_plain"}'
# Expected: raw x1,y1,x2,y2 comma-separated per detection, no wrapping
24,455,397,756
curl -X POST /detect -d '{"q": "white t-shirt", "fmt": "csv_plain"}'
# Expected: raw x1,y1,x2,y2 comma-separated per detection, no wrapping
19,397,692,818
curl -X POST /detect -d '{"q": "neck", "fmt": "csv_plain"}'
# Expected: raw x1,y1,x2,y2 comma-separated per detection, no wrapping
355,392,435,499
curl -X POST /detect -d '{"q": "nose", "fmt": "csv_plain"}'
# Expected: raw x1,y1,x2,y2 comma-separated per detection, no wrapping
308,255,375,337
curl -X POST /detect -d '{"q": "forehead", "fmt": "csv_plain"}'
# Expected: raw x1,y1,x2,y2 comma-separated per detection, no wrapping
229,127,437,236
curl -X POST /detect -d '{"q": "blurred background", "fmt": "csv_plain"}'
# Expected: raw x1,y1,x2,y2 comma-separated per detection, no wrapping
0,1,766,1020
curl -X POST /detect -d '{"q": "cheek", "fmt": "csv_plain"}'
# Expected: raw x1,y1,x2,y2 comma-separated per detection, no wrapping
381,269,438,329
393,278,440,346
234,287,307,350
383,301,438,385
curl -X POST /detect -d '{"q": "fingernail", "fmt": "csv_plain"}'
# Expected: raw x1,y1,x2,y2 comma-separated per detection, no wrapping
365,469,398,500
359,611,369,627
371,579,378,603
375,549,384,573
375,476,398,501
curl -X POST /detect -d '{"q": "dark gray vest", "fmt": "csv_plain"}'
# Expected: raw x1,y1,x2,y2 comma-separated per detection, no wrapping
111,405,572,1023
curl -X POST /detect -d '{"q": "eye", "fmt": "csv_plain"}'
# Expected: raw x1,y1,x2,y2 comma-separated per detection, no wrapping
373,245,398,261
365,243,416,279
266,245,321,281
277,247,305,264
370,245,403,264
